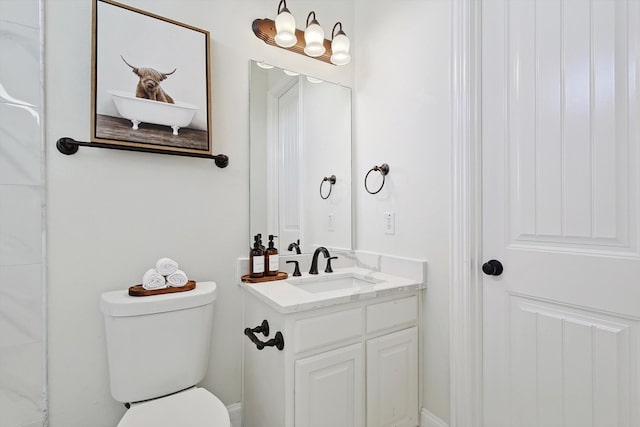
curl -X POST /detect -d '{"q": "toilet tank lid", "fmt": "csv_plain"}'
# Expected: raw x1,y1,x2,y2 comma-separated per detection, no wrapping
101,281,217,317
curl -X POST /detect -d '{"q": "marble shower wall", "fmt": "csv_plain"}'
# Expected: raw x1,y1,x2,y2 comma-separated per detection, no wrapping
0,1,46,426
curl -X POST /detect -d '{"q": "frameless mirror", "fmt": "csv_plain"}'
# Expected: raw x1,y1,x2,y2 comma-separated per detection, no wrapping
249,60,352,255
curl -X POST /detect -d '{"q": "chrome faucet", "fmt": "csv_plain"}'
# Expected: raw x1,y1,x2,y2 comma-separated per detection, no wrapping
309,246,330,274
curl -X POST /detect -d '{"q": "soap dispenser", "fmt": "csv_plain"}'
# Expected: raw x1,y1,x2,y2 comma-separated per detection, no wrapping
265,235,279,276
250,235,265,278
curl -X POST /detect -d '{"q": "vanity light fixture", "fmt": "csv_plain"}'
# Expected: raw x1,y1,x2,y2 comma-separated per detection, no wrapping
252,1,351,65
303,12,325,57
274,0,297,48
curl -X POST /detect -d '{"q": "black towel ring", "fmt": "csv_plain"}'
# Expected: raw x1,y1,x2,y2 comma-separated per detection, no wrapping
320,175,337,199
364,163,389,195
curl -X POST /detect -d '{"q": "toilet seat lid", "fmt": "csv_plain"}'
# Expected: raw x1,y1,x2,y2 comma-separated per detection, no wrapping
118,387,230,427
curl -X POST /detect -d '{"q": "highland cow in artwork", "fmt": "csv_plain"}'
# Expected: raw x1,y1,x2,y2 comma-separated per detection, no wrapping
120,55,176,103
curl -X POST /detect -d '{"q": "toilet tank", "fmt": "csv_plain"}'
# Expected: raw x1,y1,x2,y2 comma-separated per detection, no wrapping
100,281,217,403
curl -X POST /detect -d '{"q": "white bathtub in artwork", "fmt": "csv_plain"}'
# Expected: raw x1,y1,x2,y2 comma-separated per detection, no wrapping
107,90,199,135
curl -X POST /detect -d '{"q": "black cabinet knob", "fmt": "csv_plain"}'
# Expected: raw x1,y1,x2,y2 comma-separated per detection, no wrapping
482,259,503,276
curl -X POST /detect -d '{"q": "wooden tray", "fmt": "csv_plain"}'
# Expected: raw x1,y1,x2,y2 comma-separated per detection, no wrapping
241,272,289,283
129,280,196,296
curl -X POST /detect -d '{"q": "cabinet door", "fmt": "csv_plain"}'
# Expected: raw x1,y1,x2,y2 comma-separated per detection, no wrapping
366,327,418,427
295,343,364,427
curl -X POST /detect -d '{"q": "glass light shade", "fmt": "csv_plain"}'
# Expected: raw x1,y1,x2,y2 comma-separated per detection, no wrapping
330,33,351,65
275,10,297,48
304,22,326,57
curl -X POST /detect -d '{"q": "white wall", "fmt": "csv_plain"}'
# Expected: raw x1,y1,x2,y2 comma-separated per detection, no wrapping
45,1,353,426
353,0,451,423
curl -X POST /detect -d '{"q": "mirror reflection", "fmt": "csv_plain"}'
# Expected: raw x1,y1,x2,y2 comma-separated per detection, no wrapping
249,60,352,254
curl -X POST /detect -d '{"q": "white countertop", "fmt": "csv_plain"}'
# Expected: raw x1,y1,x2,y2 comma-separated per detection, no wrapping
239,267,425,314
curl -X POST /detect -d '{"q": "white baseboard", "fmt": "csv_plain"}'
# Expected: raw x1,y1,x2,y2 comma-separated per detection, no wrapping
227,402,242,427
228,403,444,427
421,407,449,427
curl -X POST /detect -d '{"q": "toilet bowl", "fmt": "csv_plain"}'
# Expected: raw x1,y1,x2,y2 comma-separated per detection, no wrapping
117,387,230,427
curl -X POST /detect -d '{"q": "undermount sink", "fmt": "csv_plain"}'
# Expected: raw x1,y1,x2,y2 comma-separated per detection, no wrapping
290,274,383,294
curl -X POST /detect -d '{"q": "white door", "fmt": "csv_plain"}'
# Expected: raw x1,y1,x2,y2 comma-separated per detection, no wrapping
295,343,364,427
482,1,640,426
366,327,418,427
276,82,303,248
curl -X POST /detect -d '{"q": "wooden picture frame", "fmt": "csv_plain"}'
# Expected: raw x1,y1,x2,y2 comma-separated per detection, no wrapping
91,0,212,157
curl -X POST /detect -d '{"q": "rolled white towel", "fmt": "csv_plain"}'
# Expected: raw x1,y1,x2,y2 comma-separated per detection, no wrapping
142,268,167,290
166,269,189,287
155,257,179,276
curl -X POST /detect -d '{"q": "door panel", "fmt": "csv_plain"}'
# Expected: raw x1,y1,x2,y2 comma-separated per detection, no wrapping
366,327,418,427
278,83,302,247
295,343,364,427
482,0,640,425
501,0,635,251
507,295,636,427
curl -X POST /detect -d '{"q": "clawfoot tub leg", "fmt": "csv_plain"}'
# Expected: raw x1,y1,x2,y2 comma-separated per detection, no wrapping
131,119,141,130
171,125,180,135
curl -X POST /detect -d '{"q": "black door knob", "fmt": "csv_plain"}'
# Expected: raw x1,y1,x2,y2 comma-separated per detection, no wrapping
482,259,503,276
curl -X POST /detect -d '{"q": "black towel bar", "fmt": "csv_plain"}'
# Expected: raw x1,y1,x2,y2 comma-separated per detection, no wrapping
56,137,229,168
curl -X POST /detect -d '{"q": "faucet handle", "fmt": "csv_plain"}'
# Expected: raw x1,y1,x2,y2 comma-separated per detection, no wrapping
286,260,301,276
325,256,338,273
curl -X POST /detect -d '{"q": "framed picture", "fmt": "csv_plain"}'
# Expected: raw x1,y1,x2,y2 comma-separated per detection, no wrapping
91,0,212,156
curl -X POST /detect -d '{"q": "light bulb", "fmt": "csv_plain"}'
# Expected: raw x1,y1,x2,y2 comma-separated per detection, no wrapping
304,12,326,57
275,0,297,48
330,22,350,65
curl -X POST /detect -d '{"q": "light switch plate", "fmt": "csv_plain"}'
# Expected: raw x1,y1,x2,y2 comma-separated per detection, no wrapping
328,213,335,231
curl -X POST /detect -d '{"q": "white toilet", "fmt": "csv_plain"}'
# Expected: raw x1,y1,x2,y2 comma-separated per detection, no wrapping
100,281,230,427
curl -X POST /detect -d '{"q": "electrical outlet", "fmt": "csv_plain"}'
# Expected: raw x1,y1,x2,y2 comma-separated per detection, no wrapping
384,212,395,234
328,213,335,231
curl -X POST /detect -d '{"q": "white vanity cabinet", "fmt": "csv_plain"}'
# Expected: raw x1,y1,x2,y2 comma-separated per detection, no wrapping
242,291,420,427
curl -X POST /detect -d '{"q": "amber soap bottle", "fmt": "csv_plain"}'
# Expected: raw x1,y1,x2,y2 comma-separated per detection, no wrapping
265,235,279,276
249,235,265,278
